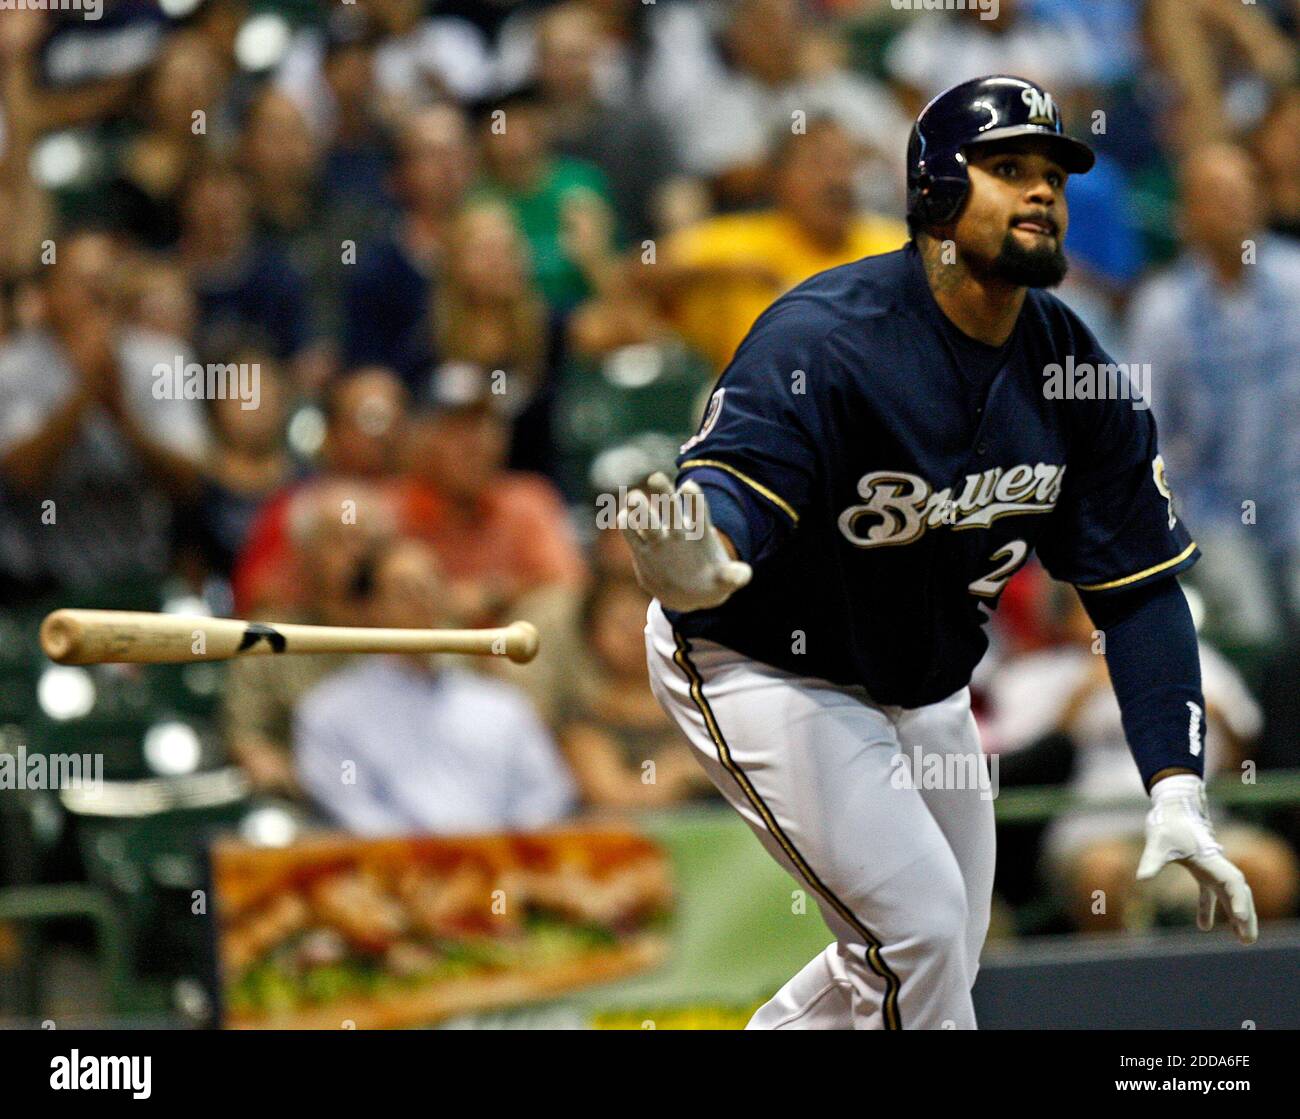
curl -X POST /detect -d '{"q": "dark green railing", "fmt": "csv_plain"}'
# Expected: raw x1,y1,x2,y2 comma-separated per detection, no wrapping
992,769,1300,823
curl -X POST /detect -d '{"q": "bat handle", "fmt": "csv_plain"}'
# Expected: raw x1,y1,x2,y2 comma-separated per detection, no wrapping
502,621,540,664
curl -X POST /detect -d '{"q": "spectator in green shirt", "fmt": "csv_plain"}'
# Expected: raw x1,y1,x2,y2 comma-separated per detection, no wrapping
470,85,621,313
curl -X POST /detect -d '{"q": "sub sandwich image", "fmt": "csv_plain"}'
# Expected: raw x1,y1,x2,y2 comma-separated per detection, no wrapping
212,829,674,1029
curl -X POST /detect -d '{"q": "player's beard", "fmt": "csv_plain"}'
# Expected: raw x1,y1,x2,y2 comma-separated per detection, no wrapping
990,231,1069,288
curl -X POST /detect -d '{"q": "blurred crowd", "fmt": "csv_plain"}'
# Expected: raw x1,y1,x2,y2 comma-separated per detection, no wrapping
1,0,1299,939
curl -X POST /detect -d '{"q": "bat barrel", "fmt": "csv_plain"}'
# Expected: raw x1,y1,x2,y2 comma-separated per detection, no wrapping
39,610,84,665
39,609,225,665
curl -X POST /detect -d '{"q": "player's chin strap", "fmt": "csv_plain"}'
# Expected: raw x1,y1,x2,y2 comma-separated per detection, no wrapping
618,473,753,613
1137,774,1258,945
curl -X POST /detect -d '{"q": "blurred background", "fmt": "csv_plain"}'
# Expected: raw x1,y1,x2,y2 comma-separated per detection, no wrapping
1,0,1298,1028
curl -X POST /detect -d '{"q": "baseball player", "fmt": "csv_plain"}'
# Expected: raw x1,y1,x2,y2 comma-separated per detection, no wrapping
621,76,1259,1030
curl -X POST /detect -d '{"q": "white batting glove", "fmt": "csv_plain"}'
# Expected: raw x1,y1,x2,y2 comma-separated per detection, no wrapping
1137,774,1258,945
618,472,752,613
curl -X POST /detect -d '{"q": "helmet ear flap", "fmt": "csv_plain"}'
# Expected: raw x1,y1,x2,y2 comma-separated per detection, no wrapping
938,149,970,225
924,160,971,227
931,186,968,227
909,160,935,225
908,144,970,229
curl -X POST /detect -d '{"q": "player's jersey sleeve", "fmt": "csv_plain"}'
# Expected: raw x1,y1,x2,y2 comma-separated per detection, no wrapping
675,300,826,530
1036,331,1198,595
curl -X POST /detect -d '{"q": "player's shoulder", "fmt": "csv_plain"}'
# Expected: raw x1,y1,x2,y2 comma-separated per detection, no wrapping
738,247,916,358
1025,289,1156,424
780,244,915,317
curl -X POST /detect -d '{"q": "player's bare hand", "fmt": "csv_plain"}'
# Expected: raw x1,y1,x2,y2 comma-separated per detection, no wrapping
618,472,752,612
1137,774,1258,945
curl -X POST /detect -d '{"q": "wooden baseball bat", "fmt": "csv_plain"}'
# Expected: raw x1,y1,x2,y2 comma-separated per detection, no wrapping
39,609,540,666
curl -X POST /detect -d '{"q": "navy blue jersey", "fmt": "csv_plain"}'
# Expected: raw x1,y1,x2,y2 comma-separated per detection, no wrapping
668,244,1197,709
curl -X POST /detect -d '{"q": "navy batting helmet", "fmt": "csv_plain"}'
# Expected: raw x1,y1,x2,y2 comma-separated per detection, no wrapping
906,75,1095,228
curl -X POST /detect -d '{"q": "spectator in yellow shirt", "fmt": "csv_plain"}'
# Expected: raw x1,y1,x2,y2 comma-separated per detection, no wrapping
647,118,908,372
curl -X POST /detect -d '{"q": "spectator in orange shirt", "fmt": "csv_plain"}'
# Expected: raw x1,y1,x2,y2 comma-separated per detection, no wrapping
644,117,908,373
401,360,587,722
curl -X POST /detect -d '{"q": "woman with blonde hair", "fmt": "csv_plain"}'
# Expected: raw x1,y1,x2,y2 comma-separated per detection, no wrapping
433,200,554,470
434,202,548,408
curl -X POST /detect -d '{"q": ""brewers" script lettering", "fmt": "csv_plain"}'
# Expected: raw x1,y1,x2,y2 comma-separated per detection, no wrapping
837,463,1066,548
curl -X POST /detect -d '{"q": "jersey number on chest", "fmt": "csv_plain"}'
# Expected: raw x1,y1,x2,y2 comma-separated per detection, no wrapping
968,539,1030,599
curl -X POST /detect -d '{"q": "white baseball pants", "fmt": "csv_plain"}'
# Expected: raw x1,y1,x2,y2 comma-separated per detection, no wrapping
645,602,995,1029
